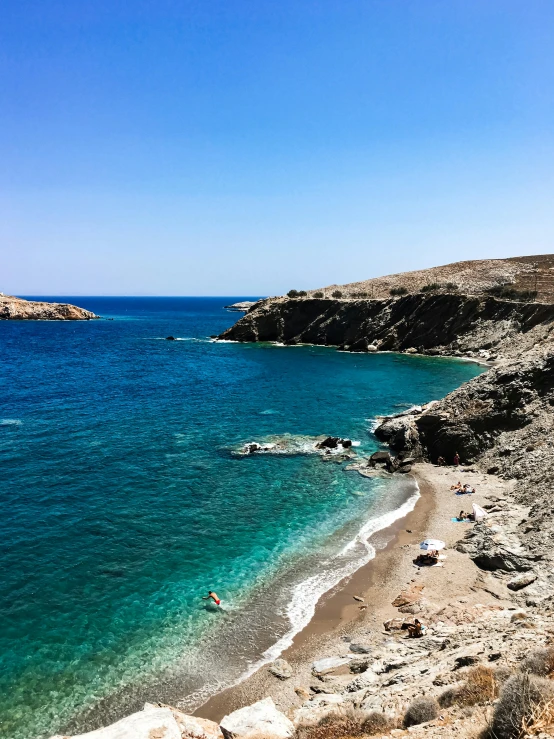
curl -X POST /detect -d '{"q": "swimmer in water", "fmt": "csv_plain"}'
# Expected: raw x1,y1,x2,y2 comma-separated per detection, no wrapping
202,590,221,606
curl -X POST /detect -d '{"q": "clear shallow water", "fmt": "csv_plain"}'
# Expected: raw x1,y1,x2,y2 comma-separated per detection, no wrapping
0,298,483,739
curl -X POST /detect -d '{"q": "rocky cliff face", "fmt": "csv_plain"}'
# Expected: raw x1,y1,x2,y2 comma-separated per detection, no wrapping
219,294,554,357
0,295,97,320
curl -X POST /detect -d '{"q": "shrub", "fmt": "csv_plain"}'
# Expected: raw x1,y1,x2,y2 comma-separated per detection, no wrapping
484,672,554,739
296,708,370,739
420,282,441,293
403,696,439,727
297,290,307,297
455,665,498,706
390,286,408,296
331,290,343,298
485,284,538,302
438,687,459,708
357,291,368,298
361,712,396,735
445,282,458,290
313,291,324,298
494,665,513,684
287,290,299,298
520,647,554,677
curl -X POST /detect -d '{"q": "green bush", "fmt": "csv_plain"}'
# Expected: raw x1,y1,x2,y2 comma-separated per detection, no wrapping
313,291,324,298
331,290,343,298
390,286,408,296
297,290,307,297
485,284,538,302
287,289,299,298
420,282,441,293
445,282,458,290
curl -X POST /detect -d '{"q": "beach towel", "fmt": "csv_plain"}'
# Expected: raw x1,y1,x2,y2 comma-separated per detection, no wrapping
451,517,471,523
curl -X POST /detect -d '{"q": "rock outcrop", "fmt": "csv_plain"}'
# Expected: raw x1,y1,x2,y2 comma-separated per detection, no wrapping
219,698,294,739
50,703,223,739
224,301,258,313
218,293,554,355
0,294,97,320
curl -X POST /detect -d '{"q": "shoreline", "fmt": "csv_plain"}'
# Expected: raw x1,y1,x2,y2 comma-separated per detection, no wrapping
195,465,441,721
195,461,515,726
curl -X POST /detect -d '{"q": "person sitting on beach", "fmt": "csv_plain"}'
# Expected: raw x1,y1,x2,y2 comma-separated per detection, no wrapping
202,590,221,606
457,510,466,521
408,619,423,638
415,552,438,566
453,452,460,466
437,456,446,466
451,481,462,491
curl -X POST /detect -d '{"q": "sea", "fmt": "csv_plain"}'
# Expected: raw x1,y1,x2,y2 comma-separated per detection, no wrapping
0,297,484,739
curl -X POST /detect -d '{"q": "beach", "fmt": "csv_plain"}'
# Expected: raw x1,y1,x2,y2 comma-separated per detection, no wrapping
196,462,514,723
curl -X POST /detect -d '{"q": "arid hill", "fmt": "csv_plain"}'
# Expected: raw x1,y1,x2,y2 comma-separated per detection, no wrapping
302,254,554,302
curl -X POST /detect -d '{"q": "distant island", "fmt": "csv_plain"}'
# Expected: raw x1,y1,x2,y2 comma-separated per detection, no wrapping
0,294,97,320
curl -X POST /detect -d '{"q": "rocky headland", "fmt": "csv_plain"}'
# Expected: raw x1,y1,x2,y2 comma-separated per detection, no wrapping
0,294,97,320
50,256,554,739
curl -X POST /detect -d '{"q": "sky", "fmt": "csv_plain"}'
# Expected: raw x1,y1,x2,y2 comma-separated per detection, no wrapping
1,1,553,296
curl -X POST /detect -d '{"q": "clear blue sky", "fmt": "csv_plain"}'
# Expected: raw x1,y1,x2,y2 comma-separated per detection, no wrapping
2,1,553,295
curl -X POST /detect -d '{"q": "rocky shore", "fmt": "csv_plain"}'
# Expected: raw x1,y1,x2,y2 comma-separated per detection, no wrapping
50,260,554,739
0,294,97,320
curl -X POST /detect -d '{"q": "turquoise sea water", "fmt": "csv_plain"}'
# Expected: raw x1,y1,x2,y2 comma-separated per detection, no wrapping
0,298,483,739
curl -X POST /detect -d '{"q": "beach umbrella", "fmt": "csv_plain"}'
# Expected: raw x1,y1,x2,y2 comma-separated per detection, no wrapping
472,503,487,521
420,538,445,551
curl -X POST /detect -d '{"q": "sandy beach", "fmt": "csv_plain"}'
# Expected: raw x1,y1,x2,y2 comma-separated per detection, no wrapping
196,462,513,722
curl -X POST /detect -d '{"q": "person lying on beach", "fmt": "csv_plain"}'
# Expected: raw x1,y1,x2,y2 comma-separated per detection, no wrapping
414,553,439,566
451,482,462,491
202,591,221,606
408,619,423,637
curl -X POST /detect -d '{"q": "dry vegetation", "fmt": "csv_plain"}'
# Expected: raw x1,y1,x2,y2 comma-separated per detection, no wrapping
301,255,554,302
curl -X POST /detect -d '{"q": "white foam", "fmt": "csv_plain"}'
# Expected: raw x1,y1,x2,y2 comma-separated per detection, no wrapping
208,480,420,694
0,419,22,426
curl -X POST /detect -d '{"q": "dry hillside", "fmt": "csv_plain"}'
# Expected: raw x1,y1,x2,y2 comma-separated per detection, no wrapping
305,255,554,302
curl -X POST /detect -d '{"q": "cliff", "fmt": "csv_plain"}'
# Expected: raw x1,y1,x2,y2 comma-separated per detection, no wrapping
218,293,554,359
0,294,97,320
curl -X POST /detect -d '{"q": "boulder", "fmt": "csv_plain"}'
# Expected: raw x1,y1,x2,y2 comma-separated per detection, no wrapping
49,704,184,739
507,572,537,591
269,658,293,680
311,656,351,676
374,415,421,455
315,437,352,450
455,523,532,572
293,694,344,726
167,707,223,739
315,436,340,449
368,451,391,467
166,335,176,340
349,642,372,655
384,617,405,631
349,658,371,673
345,670,379,692
220,698,294,739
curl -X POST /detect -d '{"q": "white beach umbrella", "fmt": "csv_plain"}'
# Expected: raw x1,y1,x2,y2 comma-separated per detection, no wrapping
420,538,445,551
472,503,487,521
